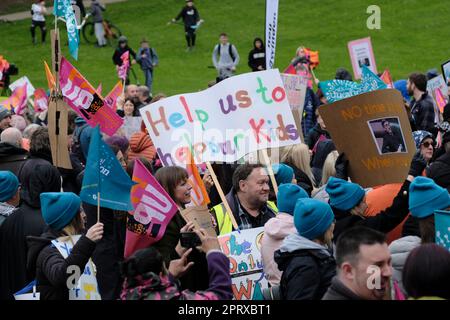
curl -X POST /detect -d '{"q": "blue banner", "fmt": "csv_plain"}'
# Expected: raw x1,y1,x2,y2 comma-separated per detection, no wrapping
435,210,450,251
320,65,387,103
53,0,79,60
80,126,135,211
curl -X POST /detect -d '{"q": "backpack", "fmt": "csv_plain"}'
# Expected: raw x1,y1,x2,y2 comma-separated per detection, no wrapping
217,43,236,62
71,123,89,165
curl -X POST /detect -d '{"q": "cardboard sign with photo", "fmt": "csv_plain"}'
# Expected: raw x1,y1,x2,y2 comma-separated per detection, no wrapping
318,89,415,188
180,205,217,237
441,59,450,86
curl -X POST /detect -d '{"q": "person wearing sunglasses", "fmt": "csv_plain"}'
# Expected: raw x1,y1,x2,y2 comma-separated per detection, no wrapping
412,130,435,164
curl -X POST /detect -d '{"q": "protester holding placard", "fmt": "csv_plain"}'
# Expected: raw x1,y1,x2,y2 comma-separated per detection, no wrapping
27,192,104,300
120,228,232,300
262,184,308,286
211,164,278,235
113,37,137,84
154,166,210,291
275,198,336,300
326,149,427,241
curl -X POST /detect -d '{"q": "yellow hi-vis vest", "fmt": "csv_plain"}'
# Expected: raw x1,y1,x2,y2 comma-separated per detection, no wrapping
212,201,278,235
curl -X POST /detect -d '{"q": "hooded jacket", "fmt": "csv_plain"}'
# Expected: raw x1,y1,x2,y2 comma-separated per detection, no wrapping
120,251,232,300
127,132,156,162
27,229,97,300
0,142,28,176
388,235,421,296
274,233,336,300
248,38,265,71
261,213,297,286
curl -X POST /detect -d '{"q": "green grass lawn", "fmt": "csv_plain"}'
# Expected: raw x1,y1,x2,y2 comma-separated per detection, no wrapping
1,0,449,96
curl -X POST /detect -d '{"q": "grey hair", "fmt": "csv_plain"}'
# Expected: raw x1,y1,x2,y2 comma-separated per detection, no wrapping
0,127,23,148
138,85,150,98
23,124,41,139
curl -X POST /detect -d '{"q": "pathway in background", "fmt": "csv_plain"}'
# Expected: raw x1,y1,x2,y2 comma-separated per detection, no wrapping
0,0,128,22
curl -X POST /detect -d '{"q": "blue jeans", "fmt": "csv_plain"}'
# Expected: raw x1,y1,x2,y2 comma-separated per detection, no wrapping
143,68,153,93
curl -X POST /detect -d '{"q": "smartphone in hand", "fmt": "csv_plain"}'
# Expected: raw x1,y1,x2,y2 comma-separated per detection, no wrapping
180,232,201,248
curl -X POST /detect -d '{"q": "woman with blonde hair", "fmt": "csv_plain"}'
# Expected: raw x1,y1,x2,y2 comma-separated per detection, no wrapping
281,144,315,195
312,151,339,203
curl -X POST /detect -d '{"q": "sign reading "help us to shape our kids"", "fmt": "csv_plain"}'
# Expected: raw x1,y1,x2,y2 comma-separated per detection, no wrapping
139,69,301,166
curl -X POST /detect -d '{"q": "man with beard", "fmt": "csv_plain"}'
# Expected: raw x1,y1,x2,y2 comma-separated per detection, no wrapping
380,119,405,153
211,164,278,235
125,84,140,106
407,73,436,135
322,227,393,300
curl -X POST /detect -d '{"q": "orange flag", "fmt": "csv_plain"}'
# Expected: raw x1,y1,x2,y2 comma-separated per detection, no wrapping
304,48,320,69
380,69,394,88
185,154,210,206
44,61,56,91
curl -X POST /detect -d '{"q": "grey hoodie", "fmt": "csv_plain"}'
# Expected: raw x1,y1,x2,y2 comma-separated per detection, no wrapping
389,235,421,296
279,232,332,256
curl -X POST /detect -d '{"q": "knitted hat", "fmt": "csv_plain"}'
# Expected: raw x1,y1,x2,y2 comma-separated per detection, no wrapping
412,130,433,149
277,183,309,214
409,177,450,218
272,163,294,186
0,106,11,122
326,177,366,211
0,171,19,202
40,192,81,231
294,198,335,240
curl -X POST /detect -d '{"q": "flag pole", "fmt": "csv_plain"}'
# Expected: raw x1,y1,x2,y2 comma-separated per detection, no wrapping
260,149,278,197
97,192,101,223
205,161,238,230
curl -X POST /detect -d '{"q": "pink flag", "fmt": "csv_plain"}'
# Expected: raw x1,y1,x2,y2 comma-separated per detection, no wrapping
33,88,49,112
435,87,448,113
118,51,129,80
96,83,102,96
0,83,27,115
124,159,178,258
59,57,123,136
104,81,124,111
380,69,394,88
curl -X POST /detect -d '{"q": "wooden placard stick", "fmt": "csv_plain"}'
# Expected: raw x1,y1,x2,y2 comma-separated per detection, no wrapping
260,149,278,197
48,30,72,169
205,161,238,230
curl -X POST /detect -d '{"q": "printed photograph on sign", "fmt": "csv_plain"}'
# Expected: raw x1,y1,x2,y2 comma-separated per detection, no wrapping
348,37,377,79
367,117,407,155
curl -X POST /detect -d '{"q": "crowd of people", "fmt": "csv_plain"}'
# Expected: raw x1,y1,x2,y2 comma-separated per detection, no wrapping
1,0,449,302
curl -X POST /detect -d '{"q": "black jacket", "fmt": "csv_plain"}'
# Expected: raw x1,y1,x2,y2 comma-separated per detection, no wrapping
322,276,362,300
275,246,336,300
0,203,47,300
427,151,450,192
175,6,200,27
332,180,411,241
113,46,136,66
282,162,315,195
248,38,265,71
311,139,336,184
0,142,28,176
27,229,96,300
305,124,331,150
